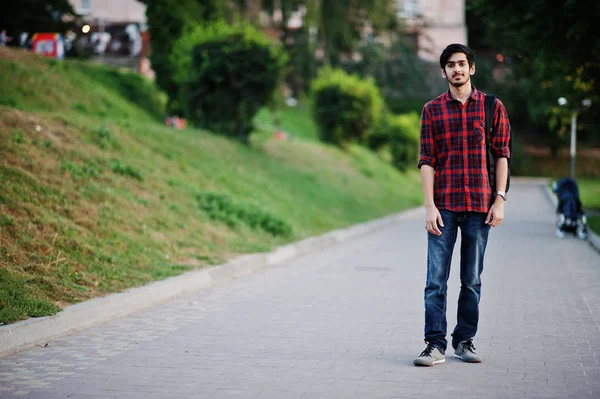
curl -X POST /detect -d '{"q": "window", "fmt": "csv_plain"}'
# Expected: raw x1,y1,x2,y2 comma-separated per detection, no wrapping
79,0,91,15
397,0,420,18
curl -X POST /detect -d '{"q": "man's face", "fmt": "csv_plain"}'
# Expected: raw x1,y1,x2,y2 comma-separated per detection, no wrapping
442,52,475,88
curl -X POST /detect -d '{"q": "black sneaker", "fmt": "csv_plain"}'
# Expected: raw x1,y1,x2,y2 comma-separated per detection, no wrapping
413,342,445,366
454,338,482,363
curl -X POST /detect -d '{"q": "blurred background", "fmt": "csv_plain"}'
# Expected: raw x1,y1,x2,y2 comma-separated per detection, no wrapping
1,0,598,177
1,0,599,325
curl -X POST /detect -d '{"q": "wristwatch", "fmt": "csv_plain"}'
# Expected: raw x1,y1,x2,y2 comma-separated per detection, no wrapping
495,190,507,201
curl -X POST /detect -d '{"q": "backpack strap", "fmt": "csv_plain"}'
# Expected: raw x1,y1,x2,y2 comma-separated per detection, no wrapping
484,94,497,193
484,94,496,135
484,94,511,193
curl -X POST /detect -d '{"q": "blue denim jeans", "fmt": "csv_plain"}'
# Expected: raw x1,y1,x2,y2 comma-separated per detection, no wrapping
424,210,491,352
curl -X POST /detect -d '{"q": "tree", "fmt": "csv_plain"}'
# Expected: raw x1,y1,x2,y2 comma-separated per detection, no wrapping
469,0,599,77
468,0,599,145
350,37,446,114
0,0,77,41
229,0,397,66
140,0,222,113
316,0,396,65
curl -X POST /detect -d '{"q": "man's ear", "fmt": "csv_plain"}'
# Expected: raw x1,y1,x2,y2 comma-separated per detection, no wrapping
470,63,476,76
441,69,447,78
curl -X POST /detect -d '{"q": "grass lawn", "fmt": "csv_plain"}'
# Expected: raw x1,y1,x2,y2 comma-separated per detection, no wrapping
578,179,600,210
578,179,600,235
254,102,319,141
0,47,423,324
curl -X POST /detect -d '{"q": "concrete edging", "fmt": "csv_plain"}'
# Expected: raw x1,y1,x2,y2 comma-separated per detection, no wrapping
542,184,600,253
0,206,422,357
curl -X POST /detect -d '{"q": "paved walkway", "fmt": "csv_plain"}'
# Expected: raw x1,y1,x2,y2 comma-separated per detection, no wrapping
0,182,599,399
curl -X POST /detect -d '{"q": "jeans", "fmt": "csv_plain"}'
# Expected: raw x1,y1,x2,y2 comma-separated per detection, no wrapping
424,210,491,352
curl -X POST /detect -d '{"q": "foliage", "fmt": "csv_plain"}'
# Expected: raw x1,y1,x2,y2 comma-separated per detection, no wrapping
0,0,77,41
230,0,398,66
172,20,287,143
468,0,600,146
311,0,397,65
386,113,420,171
140,0,222,113
217,1,405,103
469,0,599,76
196,191,292,237
349,38,446,114
310,67,383,147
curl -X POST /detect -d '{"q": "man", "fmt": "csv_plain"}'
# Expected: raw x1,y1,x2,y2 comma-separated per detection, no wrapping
413,43,511,366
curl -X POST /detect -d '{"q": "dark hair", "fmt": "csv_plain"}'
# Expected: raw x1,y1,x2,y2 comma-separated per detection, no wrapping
439,44,475,69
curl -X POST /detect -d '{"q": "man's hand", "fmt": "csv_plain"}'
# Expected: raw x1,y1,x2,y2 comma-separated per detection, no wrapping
486,199,505,227
425,204,444,236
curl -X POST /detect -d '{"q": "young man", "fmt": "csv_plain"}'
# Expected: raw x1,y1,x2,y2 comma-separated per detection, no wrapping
413,43,511,366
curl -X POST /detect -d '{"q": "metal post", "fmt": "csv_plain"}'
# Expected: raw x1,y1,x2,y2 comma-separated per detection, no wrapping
570,112,577,179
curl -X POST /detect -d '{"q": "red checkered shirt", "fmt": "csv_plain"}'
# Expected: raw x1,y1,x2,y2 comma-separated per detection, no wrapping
418,87,511,213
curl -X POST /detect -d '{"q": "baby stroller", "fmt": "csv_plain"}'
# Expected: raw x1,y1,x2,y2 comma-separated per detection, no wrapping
552,178,588,239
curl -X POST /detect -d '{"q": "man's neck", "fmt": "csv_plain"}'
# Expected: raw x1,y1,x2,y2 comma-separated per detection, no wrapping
449,83,473,104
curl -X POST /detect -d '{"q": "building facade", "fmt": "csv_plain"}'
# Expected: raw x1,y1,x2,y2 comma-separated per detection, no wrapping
68,0,148,69
396,0,467,61
69,0,147,24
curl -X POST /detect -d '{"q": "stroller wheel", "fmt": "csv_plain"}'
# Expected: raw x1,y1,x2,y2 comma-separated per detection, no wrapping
556,214,565,228
556,229,565,239
576,228,588,240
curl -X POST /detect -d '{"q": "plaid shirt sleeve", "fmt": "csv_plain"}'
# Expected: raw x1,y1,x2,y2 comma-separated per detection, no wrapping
418,104,436,169
491,99,511,159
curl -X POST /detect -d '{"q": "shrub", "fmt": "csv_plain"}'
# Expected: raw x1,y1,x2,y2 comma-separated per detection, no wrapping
310,67,383,147
172,21,287,143
196,191,292,237
366,110,392,150
387,113,420,171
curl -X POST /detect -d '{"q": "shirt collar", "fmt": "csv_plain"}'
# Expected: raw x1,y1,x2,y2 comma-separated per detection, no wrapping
444,86,482,102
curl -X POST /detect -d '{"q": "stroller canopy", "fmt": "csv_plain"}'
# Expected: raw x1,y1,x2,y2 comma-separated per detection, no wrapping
553,177,583,219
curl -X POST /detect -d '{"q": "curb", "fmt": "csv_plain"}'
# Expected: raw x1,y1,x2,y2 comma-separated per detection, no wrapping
0,206,423,358
542,184,600,253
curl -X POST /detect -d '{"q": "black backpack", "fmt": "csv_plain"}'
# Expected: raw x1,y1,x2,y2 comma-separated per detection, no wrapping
484,94,512,193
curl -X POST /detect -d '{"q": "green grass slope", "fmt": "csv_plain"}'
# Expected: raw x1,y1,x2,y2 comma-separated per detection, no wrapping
0,47,422,324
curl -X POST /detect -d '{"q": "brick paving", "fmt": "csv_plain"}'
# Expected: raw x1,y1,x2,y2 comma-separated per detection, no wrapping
0,181,598,398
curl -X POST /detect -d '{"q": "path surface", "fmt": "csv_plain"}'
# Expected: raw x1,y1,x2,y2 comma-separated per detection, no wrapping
1,181,599,399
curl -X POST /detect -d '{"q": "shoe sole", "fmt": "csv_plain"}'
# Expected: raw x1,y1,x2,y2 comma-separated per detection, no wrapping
413,358,446,366
453,354,482,363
